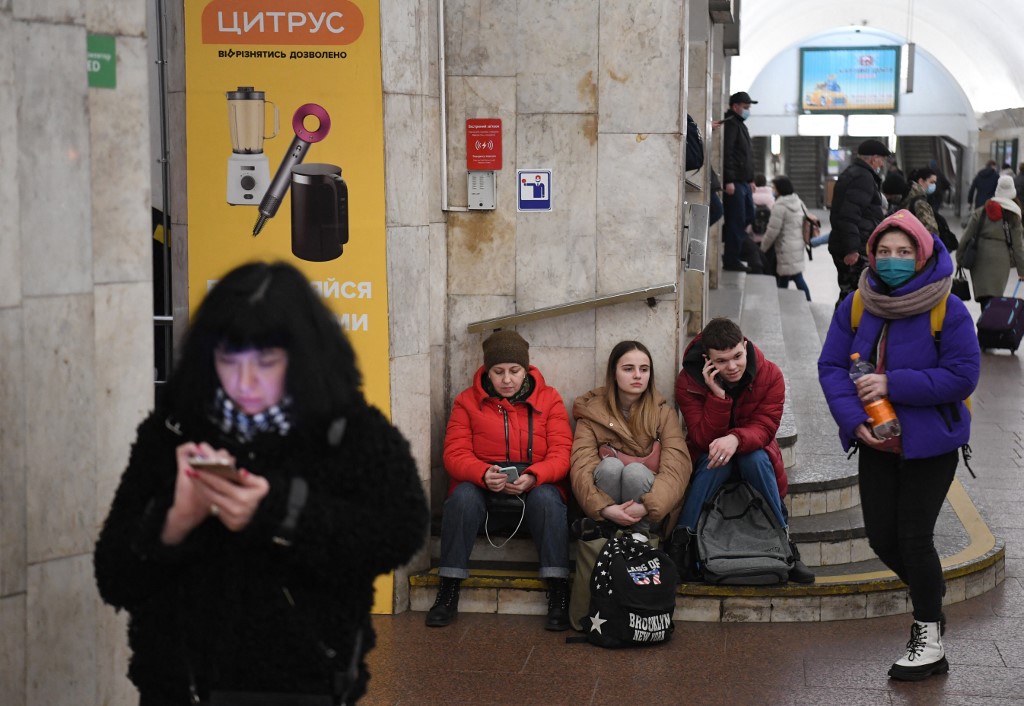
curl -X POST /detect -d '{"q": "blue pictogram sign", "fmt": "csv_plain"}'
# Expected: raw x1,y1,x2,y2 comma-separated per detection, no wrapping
517,169,552,212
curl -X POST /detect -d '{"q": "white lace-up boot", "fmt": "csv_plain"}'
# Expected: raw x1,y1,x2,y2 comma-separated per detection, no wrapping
888,620,949,681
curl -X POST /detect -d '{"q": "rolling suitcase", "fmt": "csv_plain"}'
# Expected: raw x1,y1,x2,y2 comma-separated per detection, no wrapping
977,281,1024,353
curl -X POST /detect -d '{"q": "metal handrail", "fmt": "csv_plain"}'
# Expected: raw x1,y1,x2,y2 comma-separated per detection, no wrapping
466,283,676,333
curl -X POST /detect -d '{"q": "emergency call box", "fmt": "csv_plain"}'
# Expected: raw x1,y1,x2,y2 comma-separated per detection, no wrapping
468,171,496,210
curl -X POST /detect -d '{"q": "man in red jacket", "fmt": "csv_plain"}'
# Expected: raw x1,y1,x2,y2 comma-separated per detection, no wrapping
673,317,814,583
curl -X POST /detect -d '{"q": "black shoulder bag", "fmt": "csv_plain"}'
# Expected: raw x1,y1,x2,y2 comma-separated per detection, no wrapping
484,407,533,546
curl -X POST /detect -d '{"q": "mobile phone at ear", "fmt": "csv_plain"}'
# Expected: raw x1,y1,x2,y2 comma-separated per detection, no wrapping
188,455,241,483
498,466,520,483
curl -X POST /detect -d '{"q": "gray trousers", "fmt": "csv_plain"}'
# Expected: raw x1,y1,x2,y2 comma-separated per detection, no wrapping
594,457,655,530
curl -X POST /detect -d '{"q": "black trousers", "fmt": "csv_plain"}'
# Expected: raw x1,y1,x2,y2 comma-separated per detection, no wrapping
858,446,958,623
831,253,867,307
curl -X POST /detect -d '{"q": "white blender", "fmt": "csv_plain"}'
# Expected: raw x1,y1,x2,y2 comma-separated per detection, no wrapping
226,86,278,205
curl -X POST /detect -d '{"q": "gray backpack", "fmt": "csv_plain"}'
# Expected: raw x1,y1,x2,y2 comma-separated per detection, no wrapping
697,481,793,585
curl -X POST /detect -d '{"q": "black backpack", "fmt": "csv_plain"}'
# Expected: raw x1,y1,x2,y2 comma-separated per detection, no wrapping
685,114,704,171
751,204,772,235
697,482,793,585
571,533,679,648
933,211,958,253
910,195,958,252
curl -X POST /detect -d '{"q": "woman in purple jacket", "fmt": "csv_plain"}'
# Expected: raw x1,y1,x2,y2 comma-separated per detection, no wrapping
818,210,979,682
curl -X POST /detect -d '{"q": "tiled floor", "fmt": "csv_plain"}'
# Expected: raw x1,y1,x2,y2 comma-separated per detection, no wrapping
362,217,1024,705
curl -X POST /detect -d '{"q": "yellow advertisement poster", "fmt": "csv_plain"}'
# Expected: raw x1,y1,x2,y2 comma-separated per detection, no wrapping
184,0,393,611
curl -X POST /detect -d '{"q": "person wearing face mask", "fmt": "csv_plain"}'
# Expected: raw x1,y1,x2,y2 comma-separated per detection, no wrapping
900,167,959,253
899,168,940,234
927,159,952,213
818,210,980,681
721,91,758,272
829,139,891,306
430,330,573,630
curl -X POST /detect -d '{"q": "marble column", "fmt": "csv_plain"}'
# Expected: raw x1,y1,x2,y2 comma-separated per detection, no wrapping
381,0,444,608
1,1,154,704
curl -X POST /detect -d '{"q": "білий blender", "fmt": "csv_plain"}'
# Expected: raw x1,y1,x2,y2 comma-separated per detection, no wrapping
226,86,278,205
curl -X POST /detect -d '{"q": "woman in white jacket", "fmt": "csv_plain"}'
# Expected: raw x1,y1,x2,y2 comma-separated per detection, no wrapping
760,175,812,301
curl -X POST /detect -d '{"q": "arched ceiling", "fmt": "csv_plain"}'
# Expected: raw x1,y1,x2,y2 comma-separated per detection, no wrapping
731,0,1024,115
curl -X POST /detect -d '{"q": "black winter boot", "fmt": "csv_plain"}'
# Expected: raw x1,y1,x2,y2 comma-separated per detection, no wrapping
425,577,461,627
545,578,570,631
668,527,702,582
788,541,816,584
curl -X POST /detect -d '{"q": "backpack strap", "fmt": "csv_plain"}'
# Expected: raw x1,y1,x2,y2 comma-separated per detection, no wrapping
850,289,946,343
930,294,947,345
850,290,864,331
927,294,975,418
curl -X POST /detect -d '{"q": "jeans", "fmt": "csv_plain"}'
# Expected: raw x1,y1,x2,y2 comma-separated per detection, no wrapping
722,182,754,267
438,481,569,579
858,446,958,623
809,231,830,247
775,273,811,301
676,449,786,531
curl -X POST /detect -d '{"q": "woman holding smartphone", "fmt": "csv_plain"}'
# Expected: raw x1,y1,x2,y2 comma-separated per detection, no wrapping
429,330,573,630
94,262,428,705
570,341,691,539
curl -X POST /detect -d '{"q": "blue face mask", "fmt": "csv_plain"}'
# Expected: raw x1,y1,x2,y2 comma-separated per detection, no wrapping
875,257,917,287
926,182,937,195
740,109,751,120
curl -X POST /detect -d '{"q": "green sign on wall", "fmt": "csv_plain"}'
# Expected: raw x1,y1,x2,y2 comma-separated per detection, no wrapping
87,35,116,89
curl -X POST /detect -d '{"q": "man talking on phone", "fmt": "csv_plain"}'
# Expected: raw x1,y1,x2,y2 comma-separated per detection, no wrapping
670,317,814,583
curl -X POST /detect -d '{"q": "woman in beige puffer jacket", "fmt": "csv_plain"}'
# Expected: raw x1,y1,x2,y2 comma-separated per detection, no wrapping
760,175,812,301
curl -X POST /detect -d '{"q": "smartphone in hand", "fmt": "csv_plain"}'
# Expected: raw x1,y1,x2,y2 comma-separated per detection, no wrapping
498,465,520,483
187,455,241,483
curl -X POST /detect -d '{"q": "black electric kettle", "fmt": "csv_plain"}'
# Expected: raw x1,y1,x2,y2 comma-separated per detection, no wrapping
290,163,348,262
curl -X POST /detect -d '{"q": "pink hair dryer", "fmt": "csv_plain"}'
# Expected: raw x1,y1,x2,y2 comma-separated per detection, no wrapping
252,103,331,236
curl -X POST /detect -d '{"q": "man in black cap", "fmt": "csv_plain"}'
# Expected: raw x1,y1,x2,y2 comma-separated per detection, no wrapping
828,139,890,304
720,91,758,271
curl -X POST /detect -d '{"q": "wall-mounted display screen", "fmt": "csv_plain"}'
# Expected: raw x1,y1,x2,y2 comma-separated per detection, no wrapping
800,46,900,114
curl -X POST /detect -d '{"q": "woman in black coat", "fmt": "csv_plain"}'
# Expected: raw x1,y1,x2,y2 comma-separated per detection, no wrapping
94,262,428,705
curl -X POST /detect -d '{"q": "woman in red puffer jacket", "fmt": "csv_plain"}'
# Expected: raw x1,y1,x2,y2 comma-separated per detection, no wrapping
428,330,573,632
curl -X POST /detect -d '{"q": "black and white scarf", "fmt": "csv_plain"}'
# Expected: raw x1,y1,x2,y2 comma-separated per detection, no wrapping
209,387,293,443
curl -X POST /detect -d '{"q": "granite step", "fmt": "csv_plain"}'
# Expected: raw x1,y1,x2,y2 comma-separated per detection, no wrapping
409,480,1003,622
737,273,798,466
776,286,861,504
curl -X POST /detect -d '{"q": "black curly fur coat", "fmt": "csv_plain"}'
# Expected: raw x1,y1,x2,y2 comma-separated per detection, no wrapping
94,402,428,703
